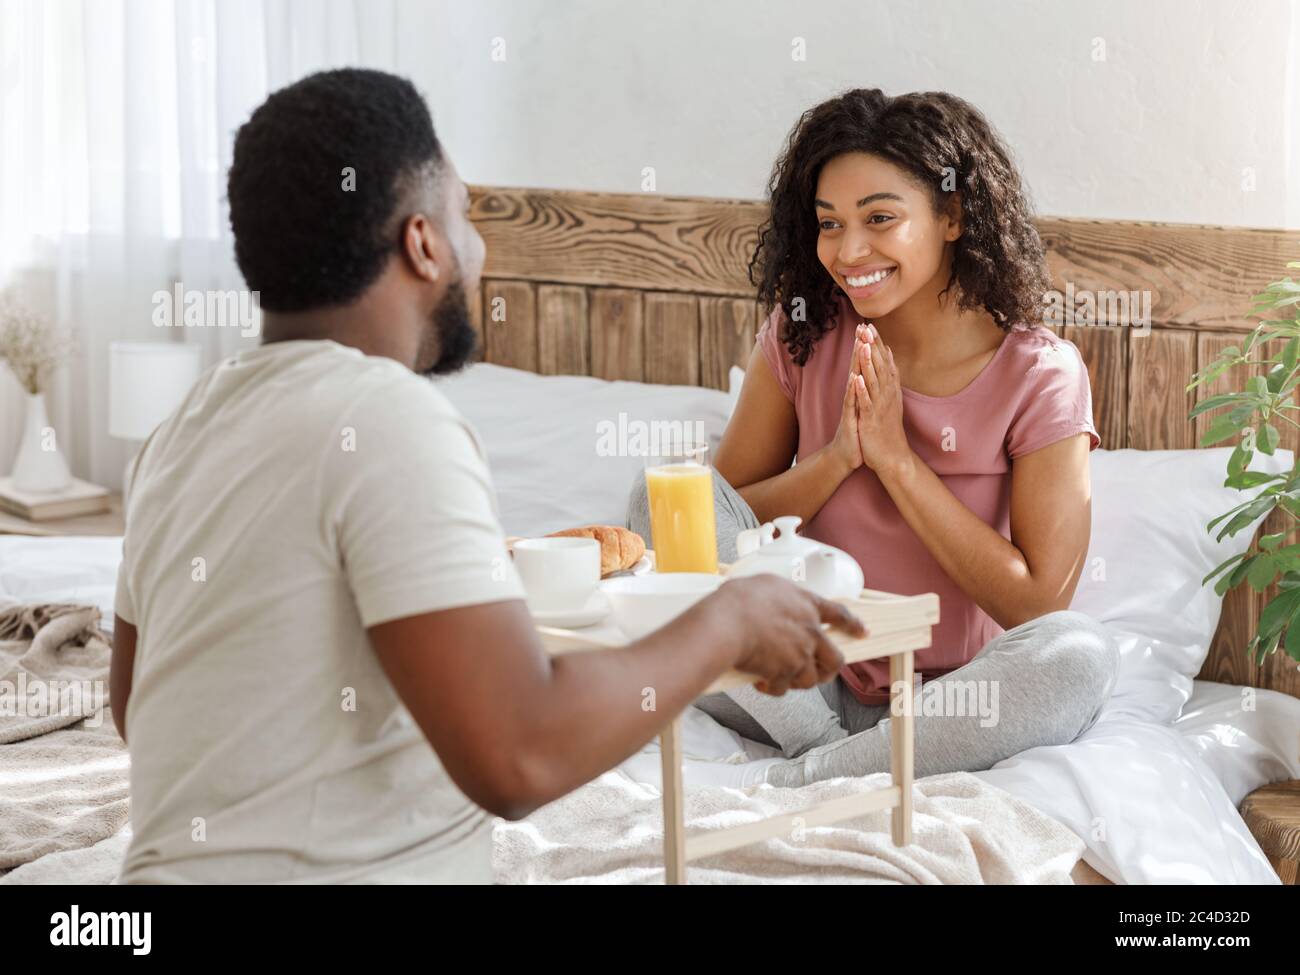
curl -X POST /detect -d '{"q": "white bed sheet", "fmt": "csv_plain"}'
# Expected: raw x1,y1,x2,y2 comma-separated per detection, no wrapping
4,535,1299,884
0,534,122,625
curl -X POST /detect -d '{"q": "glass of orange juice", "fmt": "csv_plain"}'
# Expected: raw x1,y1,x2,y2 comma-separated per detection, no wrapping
645,442,719,574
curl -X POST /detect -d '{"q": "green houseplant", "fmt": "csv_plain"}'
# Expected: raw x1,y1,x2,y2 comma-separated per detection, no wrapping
1190,260,1300,665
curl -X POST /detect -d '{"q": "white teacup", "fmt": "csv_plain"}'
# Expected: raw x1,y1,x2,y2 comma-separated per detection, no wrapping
513,537,601,613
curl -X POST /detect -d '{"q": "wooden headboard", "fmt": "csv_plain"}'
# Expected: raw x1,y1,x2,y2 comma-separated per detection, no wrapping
468,184,1300,700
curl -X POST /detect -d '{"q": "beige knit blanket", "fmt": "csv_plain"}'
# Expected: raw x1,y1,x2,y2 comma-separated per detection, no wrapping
495,767,1086,884
0,600,130,874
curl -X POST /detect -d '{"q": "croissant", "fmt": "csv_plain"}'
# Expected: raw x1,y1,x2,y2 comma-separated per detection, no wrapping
545,525,646,576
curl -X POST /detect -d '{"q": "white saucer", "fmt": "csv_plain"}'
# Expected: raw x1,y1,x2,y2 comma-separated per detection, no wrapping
529,590,611,628
629,556,652,576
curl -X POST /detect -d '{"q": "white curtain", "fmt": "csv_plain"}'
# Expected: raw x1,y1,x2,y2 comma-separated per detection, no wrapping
0,0,399,489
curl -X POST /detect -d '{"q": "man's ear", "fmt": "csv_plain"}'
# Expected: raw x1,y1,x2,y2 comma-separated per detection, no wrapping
942,192,963,242
400,213,442,284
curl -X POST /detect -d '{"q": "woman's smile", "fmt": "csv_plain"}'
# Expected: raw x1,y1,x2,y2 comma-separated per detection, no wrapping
839,264,898,299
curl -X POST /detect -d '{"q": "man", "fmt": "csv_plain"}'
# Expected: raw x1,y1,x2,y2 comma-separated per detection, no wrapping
109,68,862,883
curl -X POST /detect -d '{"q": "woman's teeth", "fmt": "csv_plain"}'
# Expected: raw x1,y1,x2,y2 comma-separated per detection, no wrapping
845,268,895,288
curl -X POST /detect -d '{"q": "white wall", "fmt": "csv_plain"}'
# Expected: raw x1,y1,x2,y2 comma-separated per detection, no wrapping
397,0,1300,229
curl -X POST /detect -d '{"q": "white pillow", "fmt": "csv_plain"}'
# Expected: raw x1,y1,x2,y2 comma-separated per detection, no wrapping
436,363,733,537
1069,447,1292,722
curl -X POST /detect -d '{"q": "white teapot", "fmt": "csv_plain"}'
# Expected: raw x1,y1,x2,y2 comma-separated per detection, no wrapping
726,516,865,600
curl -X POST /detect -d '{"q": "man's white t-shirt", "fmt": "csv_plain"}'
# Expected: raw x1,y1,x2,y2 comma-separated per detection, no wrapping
114,340,526,883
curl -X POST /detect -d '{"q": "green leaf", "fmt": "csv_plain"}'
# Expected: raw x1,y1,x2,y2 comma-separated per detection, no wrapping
1230,403,1256,423
1258,585,1300,637
1286,619,1300,663
1248,555,1279,591
1237,471,1283,488
1225,469,1281,490
1199,413,1248,447
1186,360,1235,392
1247,375,1269,396
1202,551,1247,585
1208,495,1262,531
1266,363,1289,393
1259,423,1281,455
1227,443,1252,478
1284,337,1299,373
1255,629,1282,665
1216,496,1278,541
1189,393,1253,419
1229,554,1259,587
1260,531,1287,551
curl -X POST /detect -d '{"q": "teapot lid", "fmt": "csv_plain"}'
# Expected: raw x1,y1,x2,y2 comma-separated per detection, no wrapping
734,515,822,561
767,516,820,554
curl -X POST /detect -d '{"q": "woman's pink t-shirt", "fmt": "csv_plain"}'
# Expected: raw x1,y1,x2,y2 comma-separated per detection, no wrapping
757,295,1100,706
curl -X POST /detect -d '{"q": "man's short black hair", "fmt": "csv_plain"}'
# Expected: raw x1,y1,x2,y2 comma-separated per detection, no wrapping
227,68,443,312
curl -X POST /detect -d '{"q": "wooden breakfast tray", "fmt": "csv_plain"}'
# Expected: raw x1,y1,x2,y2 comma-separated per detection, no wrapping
535,580,939,884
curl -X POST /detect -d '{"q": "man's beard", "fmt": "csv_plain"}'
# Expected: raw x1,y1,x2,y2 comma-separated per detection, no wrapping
417,278,478,376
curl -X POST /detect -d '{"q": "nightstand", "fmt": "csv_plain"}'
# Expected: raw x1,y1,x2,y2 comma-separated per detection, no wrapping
1239,780,1300,884
0,493,124,537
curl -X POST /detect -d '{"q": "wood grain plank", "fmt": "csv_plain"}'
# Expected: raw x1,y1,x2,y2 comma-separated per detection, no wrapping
1128,329,1195,449
699,296,759,391
589,288,645,382
1041,218,1300,332
472,186,761,297
468,281,484,361
644,293,700,386
1257,643,1300,702
473,186,1300,328
1063,326,1127,449
483,280,538,371
537,285,589,376
1193,333,1256,450
1201,582,1260,688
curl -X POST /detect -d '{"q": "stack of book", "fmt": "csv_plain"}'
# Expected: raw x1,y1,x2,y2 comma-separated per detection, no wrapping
0,477,111,522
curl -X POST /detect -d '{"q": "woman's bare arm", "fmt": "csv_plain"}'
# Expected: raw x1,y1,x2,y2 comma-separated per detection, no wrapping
714,344,859,526
878,434,1092,629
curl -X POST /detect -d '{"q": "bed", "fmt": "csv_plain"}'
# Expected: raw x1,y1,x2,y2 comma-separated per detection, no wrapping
3,362,1300,884
4,186,1300,884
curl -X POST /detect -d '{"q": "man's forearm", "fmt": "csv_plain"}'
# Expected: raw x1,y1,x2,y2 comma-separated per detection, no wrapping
511,592,743,813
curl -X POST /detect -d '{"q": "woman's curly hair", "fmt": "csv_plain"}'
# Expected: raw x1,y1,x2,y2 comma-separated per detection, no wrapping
749,89,1048,366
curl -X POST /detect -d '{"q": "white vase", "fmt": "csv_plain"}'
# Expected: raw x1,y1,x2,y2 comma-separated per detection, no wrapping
10,391,73,493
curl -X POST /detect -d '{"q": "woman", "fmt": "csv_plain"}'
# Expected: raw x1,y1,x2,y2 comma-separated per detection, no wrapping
628,88,1119,787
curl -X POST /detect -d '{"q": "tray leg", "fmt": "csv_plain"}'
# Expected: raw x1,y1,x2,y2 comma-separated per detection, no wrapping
890,649,914,846
660,715,687,884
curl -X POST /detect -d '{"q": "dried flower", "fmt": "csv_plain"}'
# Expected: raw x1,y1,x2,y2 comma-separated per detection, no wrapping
0,289,75,395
